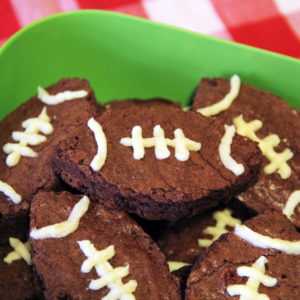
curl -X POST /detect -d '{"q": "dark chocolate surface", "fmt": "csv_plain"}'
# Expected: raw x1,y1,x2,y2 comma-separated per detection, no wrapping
192,77,300,227
158,202,249,264
0,242,37,300
30,191,181,299
53,105,262,221
102,98,181,112
186,210,300,299
0,78,97,243
172,265,193,300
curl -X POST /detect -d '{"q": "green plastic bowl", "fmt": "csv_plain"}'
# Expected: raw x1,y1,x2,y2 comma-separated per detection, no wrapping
0,10,300,121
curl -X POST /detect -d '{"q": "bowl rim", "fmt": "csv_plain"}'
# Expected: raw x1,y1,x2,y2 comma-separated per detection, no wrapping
1,9,299,66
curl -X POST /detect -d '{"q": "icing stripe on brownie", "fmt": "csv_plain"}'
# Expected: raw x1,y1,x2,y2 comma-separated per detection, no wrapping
121,126,152,160
167,261,191,272
234,224,300,254
30,195,90,239
4,238,32,266
198,209,241,248
78,240,138,297
219,125,244,176
227,256,277,300
283,190,300,220
197,74,241,117
3,107,53,167
37,86,88,105
171,129,201,161
120,125,201,161
88,118,107,171
0,180,22,204
233,115,293,179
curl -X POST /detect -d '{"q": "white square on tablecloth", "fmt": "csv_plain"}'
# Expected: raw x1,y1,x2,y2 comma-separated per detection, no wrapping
273,0,300,15
142,0,230,37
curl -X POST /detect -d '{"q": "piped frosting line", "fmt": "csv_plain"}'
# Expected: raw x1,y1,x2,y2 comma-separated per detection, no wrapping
3,107,53,167
0,180,22,204
219,125,244,176
120,125,201,161
87,118,107,171
37,86,88,105
233,115,293,179
197,74,241,117
234,224,300,255
4,238,32,265
227,256,277,300
78,240,138,298
167,261,191,272
283,190,300,220
30,195,90,239
198,208,241,247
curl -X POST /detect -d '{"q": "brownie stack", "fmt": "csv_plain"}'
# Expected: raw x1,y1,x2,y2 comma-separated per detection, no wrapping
1,75,300,299
192,76,300,227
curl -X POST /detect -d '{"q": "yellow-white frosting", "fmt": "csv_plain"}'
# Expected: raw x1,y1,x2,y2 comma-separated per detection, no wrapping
0,180,22,204
30,195,90,239
219,125,244,176
3,107,53,167
88,118,107,171
227,256,277,300
233,115,293,179
120,125,201,161
283,190,300,220
197,75,241,117
4,238,32,266
167,261,191,272
234,224,300,255
78,240,137,299
198,209,241,248
37,86,88,105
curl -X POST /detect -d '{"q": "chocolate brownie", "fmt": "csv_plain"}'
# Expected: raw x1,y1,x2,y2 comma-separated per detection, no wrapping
186,209,300,299
102,98,181,112
30,191,181,299
192,77,300,227
0,241,37,299
0,78,97,244
172,265,193,300
158,202,249,264
53,105,262,221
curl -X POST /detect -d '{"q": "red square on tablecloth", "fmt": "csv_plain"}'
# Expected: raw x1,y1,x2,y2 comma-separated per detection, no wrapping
0,0,20,40
211,0,279,27
112,2,148,19
77,0,139,10
229,15,300,58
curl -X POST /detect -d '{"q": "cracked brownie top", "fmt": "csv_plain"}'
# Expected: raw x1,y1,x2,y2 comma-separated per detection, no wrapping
186,209,300,300
0,78,97,243
192,76,300,227
30,191,181,300
53,105,262,221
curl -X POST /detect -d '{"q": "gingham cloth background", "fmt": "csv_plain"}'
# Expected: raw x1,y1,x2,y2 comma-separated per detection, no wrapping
1,0,300,58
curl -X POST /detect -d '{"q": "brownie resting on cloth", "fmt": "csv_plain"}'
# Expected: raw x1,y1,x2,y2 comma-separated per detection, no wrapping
0,78,97,244
53,105,262,221
186,209,300,299
30,191,181,299
192,76,300,227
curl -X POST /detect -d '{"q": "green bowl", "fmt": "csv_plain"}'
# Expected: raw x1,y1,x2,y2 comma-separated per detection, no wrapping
0,9,300,121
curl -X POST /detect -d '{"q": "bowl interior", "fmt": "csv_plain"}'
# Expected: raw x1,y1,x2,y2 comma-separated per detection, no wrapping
0,10,300,120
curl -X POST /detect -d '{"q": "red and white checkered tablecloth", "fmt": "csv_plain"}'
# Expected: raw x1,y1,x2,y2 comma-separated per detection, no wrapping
1,0,300,58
